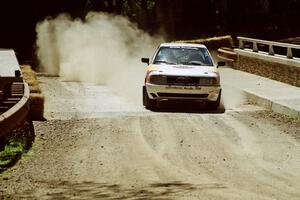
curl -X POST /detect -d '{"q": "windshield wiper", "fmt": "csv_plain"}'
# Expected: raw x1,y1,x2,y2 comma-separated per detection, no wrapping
187,61,204,66
154,60,177,65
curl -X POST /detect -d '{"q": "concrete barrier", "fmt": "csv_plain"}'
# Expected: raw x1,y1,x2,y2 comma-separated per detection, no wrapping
0,83,30,138
234,37,300,87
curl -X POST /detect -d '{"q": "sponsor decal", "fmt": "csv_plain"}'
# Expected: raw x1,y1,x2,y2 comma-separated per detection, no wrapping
165,86,202,90
173,65,194,69
147,65,159,70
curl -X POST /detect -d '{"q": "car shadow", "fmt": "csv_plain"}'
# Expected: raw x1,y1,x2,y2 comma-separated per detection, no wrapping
150,100,226,114
10,180,227,200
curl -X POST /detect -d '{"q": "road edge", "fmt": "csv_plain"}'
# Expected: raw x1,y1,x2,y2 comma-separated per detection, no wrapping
244,91,300,118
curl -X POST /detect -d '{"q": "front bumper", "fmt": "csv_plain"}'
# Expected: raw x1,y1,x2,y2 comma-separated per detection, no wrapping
145,83,221,101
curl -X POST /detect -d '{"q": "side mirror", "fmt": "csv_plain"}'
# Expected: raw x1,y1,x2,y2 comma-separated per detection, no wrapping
15,70,21,77
141,58,150,65
217,61,226,68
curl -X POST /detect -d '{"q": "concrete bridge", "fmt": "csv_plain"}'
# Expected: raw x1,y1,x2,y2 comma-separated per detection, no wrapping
236,37,300,87
218,37,300,117
219,37,300,87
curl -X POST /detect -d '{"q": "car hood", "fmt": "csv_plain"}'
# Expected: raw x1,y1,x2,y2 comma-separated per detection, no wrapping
147,64,219,77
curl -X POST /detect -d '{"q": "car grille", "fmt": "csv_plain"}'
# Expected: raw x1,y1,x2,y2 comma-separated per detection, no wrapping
150,75,217,86
167,76,215,86
157,93,209,98
167,76,199,85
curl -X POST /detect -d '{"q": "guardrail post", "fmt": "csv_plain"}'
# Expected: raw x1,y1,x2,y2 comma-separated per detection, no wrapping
269,45,274,55
287,47,293,59
253,42,258,52
239,40,244,49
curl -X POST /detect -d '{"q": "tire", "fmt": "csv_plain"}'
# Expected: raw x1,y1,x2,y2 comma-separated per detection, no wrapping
206,91,221,110
143,86,156,110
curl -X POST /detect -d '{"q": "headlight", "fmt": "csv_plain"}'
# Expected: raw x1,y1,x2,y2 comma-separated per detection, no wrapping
149,75,167,85
199,77,219,85
199,78,214,85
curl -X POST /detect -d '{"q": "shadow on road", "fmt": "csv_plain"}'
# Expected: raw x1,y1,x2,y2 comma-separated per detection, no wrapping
11,181,226,199
151,100,226,114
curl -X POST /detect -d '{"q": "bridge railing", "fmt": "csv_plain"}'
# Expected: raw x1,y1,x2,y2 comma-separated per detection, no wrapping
0,82,30,138
237,36,300,59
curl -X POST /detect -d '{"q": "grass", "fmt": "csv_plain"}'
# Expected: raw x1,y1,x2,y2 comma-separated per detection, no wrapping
0,122,34,173
0,138,25,169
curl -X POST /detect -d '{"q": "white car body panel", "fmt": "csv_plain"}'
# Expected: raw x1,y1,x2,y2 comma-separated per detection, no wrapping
143,43,222,102
146,83,221,101
148,64,218,78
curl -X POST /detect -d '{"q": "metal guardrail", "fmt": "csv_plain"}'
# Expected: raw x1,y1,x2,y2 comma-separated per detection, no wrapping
0,82,30,138
237,36,300,59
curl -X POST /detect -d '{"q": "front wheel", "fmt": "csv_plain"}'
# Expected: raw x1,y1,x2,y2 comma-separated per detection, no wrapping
206,91,221,110
143,86,156,110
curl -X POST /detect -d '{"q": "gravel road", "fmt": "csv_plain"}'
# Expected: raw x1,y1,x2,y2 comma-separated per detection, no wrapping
0,75,299,200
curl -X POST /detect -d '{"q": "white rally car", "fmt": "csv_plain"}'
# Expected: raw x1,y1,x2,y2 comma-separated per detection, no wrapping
142,43,225,110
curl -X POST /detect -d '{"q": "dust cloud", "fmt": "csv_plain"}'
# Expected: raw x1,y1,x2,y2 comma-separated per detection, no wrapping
36,13,245,109
221,85,246,109
211,52,246,109
36,12,163,102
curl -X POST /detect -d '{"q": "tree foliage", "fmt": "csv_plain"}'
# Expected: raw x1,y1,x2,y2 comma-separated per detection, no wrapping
1,0,300,62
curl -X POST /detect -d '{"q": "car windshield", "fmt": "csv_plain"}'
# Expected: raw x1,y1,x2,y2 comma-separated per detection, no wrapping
153,46,213,66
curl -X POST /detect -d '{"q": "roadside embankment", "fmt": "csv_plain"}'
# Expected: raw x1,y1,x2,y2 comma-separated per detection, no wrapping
21,65,44,121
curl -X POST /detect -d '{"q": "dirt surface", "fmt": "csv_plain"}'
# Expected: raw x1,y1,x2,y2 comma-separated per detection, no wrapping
0,76,299,200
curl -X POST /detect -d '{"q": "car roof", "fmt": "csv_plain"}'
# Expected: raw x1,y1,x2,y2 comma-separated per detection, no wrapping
160,43,207,49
